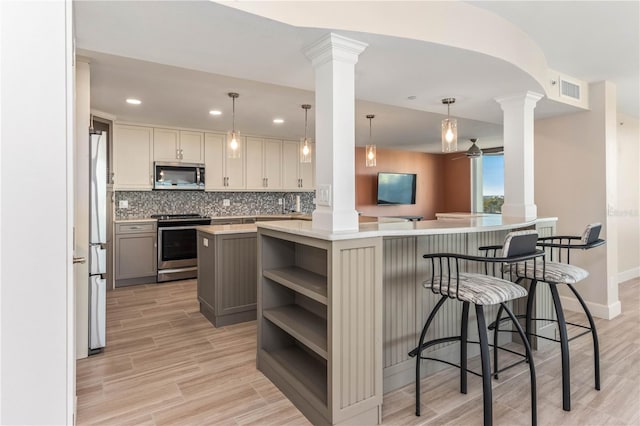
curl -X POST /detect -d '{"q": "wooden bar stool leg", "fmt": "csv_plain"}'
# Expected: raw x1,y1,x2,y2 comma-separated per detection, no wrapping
549,284,571,411
476,305,493,426
460,301,470,394
567,283,601,391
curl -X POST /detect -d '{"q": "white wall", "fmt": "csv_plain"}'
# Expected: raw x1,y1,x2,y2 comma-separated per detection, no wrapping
534,81,620,319
76,60,90,359
616,113,640,281
0,1,74,424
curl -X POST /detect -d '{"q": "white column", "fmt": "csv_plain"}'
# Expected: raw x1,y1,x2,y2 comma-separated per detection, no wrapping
495,91,544,219
304,33,367,232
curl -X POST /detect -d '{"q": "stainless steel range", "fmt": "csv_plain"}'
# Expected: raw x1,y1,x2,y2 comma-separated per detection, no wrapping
151,214,212,282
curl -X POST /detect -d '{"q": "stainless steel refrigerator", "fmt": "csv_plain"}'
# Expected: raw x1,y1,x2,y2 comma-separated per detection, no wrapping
89,129,107,354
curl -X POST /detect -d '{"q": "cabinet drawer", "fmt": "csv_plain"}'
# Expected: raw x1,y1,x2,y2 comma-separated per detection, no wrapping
116,222,156,234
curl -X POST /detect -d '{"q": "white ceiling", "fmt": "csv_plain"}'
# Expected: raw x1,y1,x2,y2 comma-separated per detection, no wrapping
74,1,639,153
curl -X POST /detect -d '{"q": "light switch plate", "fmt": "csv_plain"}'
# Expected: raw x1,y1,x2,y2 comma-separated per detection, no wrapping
203,238,209,247
222,199,230,207
316,184,331,206
118,200,128,209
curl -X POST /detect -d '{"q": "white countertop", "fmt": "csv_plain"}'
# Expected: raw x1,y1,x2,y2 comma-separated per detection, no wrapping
257,216,558,241
196,223,257,235
114,218,158,223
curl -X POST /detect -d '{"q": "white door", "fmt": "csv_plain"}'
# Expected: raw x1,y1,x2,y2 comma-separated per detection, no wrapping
204,133,226,190
179,130,204,163
282,140,301,190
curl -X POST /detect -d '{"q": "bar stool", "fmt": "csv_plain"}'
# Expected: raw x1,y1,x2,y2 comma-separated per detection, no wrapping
409,230,545,426
490,223,605,412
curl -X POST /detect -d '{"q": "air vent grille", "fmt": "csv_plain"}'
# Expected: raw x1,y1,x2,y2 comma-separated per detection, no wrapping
561,79,581,100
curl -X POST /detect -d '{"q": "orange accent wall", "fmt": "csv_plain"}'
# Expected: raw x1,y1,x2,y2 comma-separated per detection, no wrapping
355,148,470,219
443,153,471,212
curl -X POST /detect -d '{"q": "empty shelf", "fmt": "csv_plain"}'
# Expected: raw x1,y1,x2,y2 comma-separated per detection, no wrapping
264,305,327,359
264,267,328,305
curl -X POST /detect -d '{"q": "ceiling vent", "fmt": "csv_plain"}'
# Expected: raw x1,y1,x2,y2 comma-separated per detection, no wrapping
548,69,588,109
561,79,581,101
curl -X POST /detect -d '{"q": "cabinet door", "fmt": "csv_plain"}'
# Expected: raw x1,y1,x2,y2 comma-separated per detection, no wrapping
281,140,301,190
204,132,226,190
245,137,265,190
113,125,154,190
263,139,282,189
299,142,315,189
179,131,204,163
115,233,157,280
225,136,245,190
153,128,179,162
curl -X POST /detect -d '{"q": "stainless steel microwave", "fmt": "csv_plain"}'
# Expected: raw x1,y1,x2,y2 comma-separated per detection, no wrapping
154,162,205,190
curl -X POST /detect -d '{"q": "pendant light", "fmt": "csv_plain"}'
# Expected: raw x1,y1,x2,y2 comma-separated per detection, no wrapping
441,97,458,153
227,92,241,159
365,114,376,168
300,104,312,163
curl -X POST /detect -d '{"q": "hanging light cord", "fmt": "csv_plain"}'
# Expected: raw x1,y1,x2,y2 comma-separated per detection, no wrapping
232,96,236,133
304,107,308,141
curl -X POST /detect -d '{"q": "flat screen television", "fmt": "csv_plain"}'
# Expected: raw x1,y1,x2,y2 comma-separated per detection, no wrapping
377,172,417,205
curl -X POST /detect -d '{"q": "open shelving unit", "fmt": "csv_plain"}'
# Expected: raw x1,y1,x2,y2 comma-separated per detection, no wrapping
257,227,383,426
258,231,330,422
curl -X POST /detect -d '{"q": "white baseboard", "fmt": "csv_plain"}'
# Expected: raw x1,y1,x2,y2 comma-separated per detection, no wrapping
618,267,640,283
560,295,621,320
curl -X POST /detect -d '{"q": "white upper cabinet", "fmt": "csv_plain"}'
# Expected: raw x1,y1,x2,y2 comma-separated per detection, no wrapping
282,140,315,190
179,131,205,163
204,132,245,190
154,128,204,163
113,124,154,191
246,137,283,190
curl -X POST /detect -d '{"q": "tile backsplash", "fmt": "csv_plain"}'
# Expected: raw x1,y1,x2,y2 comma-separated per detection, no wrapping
114,191,315,219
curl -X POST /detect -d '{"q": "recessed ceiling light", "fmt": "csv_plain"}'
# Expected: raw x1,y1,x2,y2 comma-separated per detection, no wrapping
209,110,222,116
126,98,141,105
273,118,285,124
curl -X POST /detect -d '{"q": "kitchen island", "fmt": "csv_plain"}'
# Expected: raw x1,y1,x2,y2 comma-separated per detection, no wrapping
195,214,311,327
255,216,557,426
197,223,259,327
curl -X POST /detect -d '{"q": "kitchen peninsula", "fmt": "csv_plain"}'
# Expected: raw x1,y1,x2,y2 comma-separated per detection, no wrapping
255,216,557,426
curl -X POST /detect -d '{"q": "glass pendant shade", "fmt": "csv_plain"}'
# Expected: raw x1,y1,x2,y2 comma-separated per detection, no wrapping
300,137,312,163
441,97,458,153
365,144,377,167
441,118,457,152
227,92,241,159
365,114,376,168
227,130,241,159
300,104,312,163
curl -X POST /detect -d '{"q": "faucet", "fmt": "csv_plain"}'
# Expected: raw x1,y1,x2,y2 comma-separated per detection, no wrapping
283,193,295,214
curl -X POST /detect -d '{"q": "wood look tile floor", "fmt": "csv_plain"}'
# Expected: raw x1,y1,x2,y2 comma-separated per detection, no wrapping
77,278,640,425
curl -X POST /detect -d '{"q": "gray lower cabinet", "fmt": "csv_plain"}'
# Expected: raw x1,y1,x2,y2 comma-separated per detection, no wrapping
197,230,257,327
114,221,157,287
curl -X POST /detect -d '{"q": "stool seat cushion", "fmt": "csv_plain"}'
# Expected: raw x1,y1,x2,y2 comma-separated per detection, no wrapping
424,273,528,305
514,261,588,284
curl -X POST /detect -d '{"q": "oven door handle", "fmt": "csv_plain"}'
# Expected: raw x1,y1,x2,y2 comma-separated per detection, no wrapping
157,225,204,231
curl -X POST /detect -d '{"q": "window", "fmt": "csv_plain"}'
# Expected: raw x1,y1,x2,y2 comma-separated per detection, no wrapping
471,154,504,214
482,155,504,213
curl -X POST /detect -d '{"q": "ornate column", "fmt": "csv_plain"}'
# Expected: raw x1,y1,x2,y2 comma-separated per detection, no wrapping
303,33,367,232
495,91,544,219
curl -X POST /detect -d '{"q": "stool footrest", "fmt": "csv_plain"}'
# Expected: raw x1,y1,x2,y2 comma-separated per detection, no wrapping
419,357,483,378
408,336,460,358
494,357,529,376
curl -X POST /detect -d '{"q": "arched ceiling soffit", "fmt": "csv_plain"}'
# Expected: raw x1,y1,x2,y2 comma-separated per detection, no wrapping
218,1,549,98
